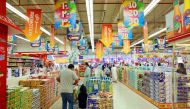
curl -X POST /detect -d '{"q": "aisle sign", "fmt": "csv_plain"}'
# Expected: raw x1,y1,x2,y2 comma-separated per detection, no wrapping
118,21,133,39
50,25,55,48
143,22,148,52
23,9,42,42
183,0,190,32
122,40,131,55
100,24,113,47
96,42,103,59
123,0,144,27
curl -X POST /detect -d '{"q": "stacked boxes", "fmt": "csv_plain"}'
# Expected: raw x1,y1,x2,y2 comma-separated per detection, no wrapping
20,87,32,109
31,89,40,109
177,76,189,102
7,87,21,109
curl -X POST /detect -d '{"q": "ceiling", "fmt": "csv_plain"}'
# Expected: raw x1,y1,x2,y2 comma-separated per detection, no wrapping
6,0,183,48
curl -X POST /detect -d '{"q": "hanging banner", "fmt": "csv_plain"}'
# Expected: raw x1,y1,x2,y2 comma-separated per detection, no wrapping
173,0,183,35
122,40,131,54
183,0,190,32
156,37,166,50
100,24,113,47
50,25,55,48
23,9,42,42
67,22,82,41
143,22,148,52
54,0,70,28
123,0,144,27
96,42,103,59
118,21,133,40
30,36,41,47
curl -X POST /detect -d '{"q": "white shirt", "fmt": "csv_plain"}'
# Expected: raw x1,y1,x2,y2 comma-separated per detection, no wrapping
60,68,78,93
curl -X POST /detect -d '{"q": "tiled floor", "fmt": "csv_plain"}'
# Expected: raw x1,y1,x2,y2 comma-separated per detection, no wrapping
50,82,158,109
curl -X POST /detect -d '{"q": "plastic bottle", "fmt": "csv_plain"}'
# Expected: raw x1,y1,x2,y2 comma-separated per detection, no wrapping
173,0,183,34
183,0,190,31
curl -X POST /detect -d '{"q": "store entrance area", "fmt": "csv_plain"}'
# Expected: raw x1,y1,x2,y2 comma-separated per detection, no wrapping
50,82,158,109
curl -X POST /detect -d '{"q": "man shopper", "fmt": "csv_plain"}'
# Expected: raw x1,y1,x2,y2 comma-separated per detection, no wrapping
57,64,79,109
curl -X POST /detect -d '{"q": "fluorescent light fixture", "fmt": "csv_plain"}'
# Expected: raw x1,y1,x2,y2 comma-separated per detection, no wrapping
130,28,167,47
85,0,94,52
14,35,30,42
144,0,161,16
6,2,64,45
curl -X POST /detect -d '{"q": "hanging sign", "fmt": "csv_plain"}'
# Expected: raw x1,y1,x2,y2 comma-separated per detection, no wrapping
122,39,131,54
100,24,113,47
156,37,166,50
23,9,42,42
118,21,133,40
30,36,41,47
143,22,148,52
183,0,190,32
67,22,82,41
123,0,144,27
50,25,55,48
96,42,103,59
173,0,183,35
54,0,70,28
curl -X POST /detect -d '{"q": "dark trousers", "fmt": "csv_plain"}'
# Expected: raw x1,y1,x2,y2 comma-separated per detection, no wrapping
61,93,74,109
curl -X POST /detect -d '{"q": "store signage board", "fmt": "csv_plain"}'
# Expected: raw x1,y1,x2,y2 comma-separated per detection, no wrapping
100,24,113,47
123,0,144,27
23,9,42,42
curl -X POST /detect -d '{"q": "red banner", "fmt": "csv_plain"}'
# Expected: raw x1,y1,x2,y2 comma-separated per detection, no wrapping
100,24,113,47
23,9,42,42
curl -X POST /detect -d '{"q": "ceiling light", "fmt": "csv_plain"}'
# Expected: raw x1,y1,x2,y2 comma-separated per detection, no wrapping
7,42,17,45
6,2,64,45
144,0,161,16
130,28,167,47
14,35,30,42
85,0,94,52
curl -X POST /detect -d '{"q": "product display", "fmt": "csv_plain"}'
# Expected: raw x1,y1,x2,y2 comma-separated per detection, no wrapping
1,0,190,109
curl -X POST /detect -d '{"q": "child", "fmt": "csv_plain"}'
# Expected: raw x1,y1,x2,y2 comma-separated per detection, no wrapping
78,84,88,109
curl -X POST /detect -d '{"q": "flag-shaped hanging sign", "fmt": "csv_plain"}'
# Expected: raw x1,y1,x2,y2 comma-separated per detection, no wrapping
96,42,104,59
123,0,144,27
122,40,131,55
23,9,42,42
50,25,55,48
100,24,113,47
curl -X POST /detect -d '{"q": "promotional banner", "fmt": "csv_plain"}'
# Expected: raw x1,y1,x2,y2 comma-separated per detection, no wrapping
143,22,148,52
23,9,42,42
123,0,144,27
118,21,133,39
183,0,190,32
156,37,166,50
100,24,113,47
54,0,70,28
173,0,183,35
67,22,82,41
122,39,131,55
96,42,104,59
50,25,55,48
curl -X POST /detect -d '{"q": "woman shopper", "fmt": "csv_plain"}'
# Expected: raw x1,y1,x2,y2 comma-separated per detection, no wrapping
84,62,91,85
78,84,88,109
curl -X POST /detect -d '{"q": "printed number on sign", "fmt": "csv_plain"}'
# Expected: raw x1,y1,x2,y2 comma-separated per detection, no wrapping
128,2,137,9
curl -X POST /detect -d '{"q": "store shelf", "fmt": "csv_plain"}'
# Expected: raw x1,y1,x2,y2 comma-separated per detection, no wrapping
119,81,187,109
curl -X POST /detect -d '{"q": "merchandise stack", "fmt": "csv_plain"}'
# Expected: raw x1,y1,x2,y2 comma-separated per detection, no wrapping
7,87,21,109
88,91,113,109
31,89,40,109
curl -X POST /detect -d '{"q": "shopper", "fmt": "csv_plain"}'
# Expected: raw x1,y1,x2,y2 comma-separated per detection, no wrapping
94,64,103,78
57,64,79,109
111,65,118,82
78,84,88,109
84,62,91,85
177,63,187,75
104,65,111,77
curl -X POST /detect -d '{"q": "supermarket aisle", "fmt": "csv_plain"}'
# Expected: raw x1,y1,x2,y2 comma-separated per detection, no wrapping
50,82,158,109
113,82,158,109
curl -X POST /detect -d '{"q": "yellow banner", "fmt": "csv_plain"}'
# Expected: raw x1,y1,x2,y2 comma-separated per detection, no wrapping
96,42,103,59
143,22,148,52
50,25,55,48
100,24,113,47
122,40,131,54
23,9,42,42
